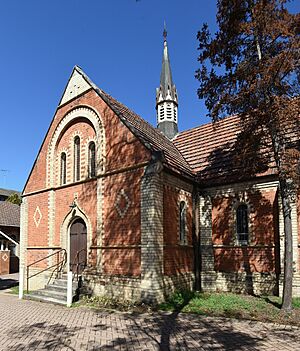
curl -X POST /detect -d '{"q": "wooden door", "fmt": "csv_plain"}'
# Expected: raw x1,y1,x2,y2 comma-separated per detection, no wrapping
70,218,87,273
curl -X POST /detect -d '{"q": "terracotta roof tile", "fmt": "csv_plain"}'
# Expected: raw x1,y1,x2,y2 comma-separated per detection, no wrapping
173,116,278,185
174,115,240,172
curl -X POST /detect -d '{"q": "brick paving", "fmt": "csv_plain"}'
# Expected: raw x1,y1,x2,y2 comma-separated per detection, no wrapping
0,293,300,350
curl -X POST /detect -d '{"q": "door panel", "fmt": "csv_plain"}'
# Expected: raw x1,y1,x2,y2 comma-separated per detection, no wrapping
70,218,87,273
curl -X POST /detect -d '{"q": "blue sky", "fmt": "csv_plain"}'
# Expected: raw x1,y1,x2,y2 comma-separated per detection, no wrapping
0,0,298,191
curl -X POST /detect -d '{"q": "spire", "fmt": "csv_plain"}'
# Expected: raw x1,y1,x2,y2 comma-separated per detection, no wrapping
159,23,175,100
156,23,178,139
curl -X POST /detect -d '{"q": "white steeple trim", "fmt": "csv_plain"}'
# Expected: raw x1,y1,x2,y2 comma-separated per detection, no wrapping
60,69,91,106
157,101,178,124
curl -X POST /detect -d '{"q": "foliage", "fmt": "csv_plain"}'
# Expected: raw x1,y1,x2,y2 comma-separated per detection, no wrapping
196,0,300,311
79,295,152,312
6,193,21,205
160,290,300,326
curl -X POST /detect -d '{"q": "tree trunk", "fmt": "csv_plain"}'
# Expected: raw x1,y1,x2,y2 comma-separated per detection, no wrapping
280,178,293,311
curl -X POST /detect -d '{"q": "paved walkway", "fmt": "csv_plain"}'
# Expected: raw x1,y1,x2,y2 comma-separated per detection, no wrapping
0,293,300,350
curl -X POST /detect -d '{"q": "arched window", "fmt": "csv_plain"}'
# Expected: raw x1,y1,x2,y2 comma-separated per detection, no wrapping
60,152,66,185
236,204,249,245
179,201,187,244
74,136,80,181
88,142,96,178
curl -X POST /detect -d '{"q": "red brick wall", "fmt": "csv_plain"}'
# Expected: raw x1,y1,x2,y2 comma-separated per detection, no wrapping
55,119,96,185
27,192,49,248
54,181,97,246
24,88,151,277
163,185,194,275
24,89,151,194
102,168,143,276
212,189,279,273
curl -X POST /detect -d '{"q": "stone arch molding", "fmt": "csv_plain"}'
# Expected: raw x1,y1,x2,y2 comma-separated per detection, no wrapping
47,106,105,187
60,203,93,269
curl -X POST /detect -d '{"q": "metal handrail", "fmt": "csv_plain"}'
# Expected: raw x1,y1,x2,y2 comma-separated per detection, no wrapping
71,248,87,282
26,248,67,293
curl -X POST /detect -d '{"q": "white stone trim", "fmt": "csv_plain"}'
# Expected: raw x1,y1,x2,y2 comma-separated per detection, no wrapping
48,190,55,247
71,133,83,182
47,106,105,188
33,206,42,228
85,137,96,178
20,198,28,273
60,69,91,106
199,194,215,272
60,200,93,270
178,191,189,245
55,147,70,186
230,196,254,246
115,189,131,218
204,180,279,196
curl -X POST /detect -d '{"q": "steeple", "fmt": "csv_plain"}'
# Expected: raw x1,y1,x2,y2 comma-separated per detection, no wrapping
156,23,178,139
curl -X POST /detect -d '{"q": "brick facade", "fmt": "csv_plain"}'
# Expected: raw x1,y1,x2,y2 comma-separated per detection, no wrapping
20,67,300,302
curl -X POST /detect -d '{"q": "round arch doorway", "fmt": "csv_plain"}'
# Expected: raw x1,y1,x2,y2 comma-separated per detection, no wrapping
69,218,87,274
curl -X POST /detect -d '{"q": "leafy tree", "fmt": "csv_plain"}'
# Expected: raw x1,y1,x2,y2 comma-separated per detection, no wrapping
196,0,299,311
6,193,21,205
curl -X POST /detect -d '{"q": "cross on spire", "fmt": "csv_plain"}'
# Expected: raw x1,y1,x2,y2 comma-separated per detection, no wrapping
163,21,167,41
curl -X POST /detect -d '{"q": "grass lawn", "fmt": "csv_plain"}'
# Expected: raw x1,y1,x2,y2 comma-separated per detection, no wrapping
7,286,19,295
80,291,300,326
159,291,300,326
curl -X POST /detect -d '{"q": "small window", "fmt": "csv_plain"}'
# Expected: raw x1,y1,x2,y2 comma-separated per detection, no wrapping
74,136,80,181
60,152,66,185
179,201,187,244
236,204,249,245
88,142,96,178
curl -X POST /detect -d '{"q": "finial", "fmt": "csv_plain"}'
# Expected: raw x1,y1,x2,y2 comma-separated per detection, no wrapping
163,20,167,41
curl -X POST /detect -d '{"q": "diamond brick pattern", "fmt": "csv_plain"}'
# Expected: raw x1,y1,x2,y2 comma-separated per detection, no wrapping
33,206,42,228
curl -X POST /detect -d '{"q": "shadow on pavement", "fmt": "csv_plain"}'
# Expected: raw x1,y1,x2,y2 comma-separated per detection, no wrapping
0,278,18,290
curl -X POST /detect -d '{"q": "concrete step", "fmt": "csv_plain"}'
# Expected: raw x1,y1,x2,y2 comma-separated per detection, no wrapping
52,278,68,287
46,283,77,294
24,274,84,306
24,293,67,306
31,288,68,301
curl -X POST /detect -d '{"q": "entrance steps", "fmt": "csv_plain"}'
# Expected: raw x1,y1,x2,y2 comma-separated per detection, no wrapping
24,274,82,306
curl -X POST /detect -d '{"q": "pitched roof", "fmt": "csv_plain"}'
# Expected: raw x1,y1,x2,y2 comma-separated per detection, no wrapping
173,115,278,185
174,115,240,172
76,67,194,177
0,202,20,227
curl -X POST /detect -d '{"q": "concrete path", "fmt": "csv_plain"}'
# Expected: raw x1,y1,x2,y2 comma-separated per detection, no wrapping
0,293,299,350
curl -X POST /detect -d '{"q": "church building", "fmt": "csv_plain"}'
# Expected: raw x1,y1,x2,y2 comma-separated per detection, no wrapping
20,29,300,304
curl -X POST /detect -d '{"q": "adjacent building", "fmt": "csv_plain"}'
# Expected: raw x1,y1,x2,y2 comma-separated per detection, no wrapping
0,188,20,274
